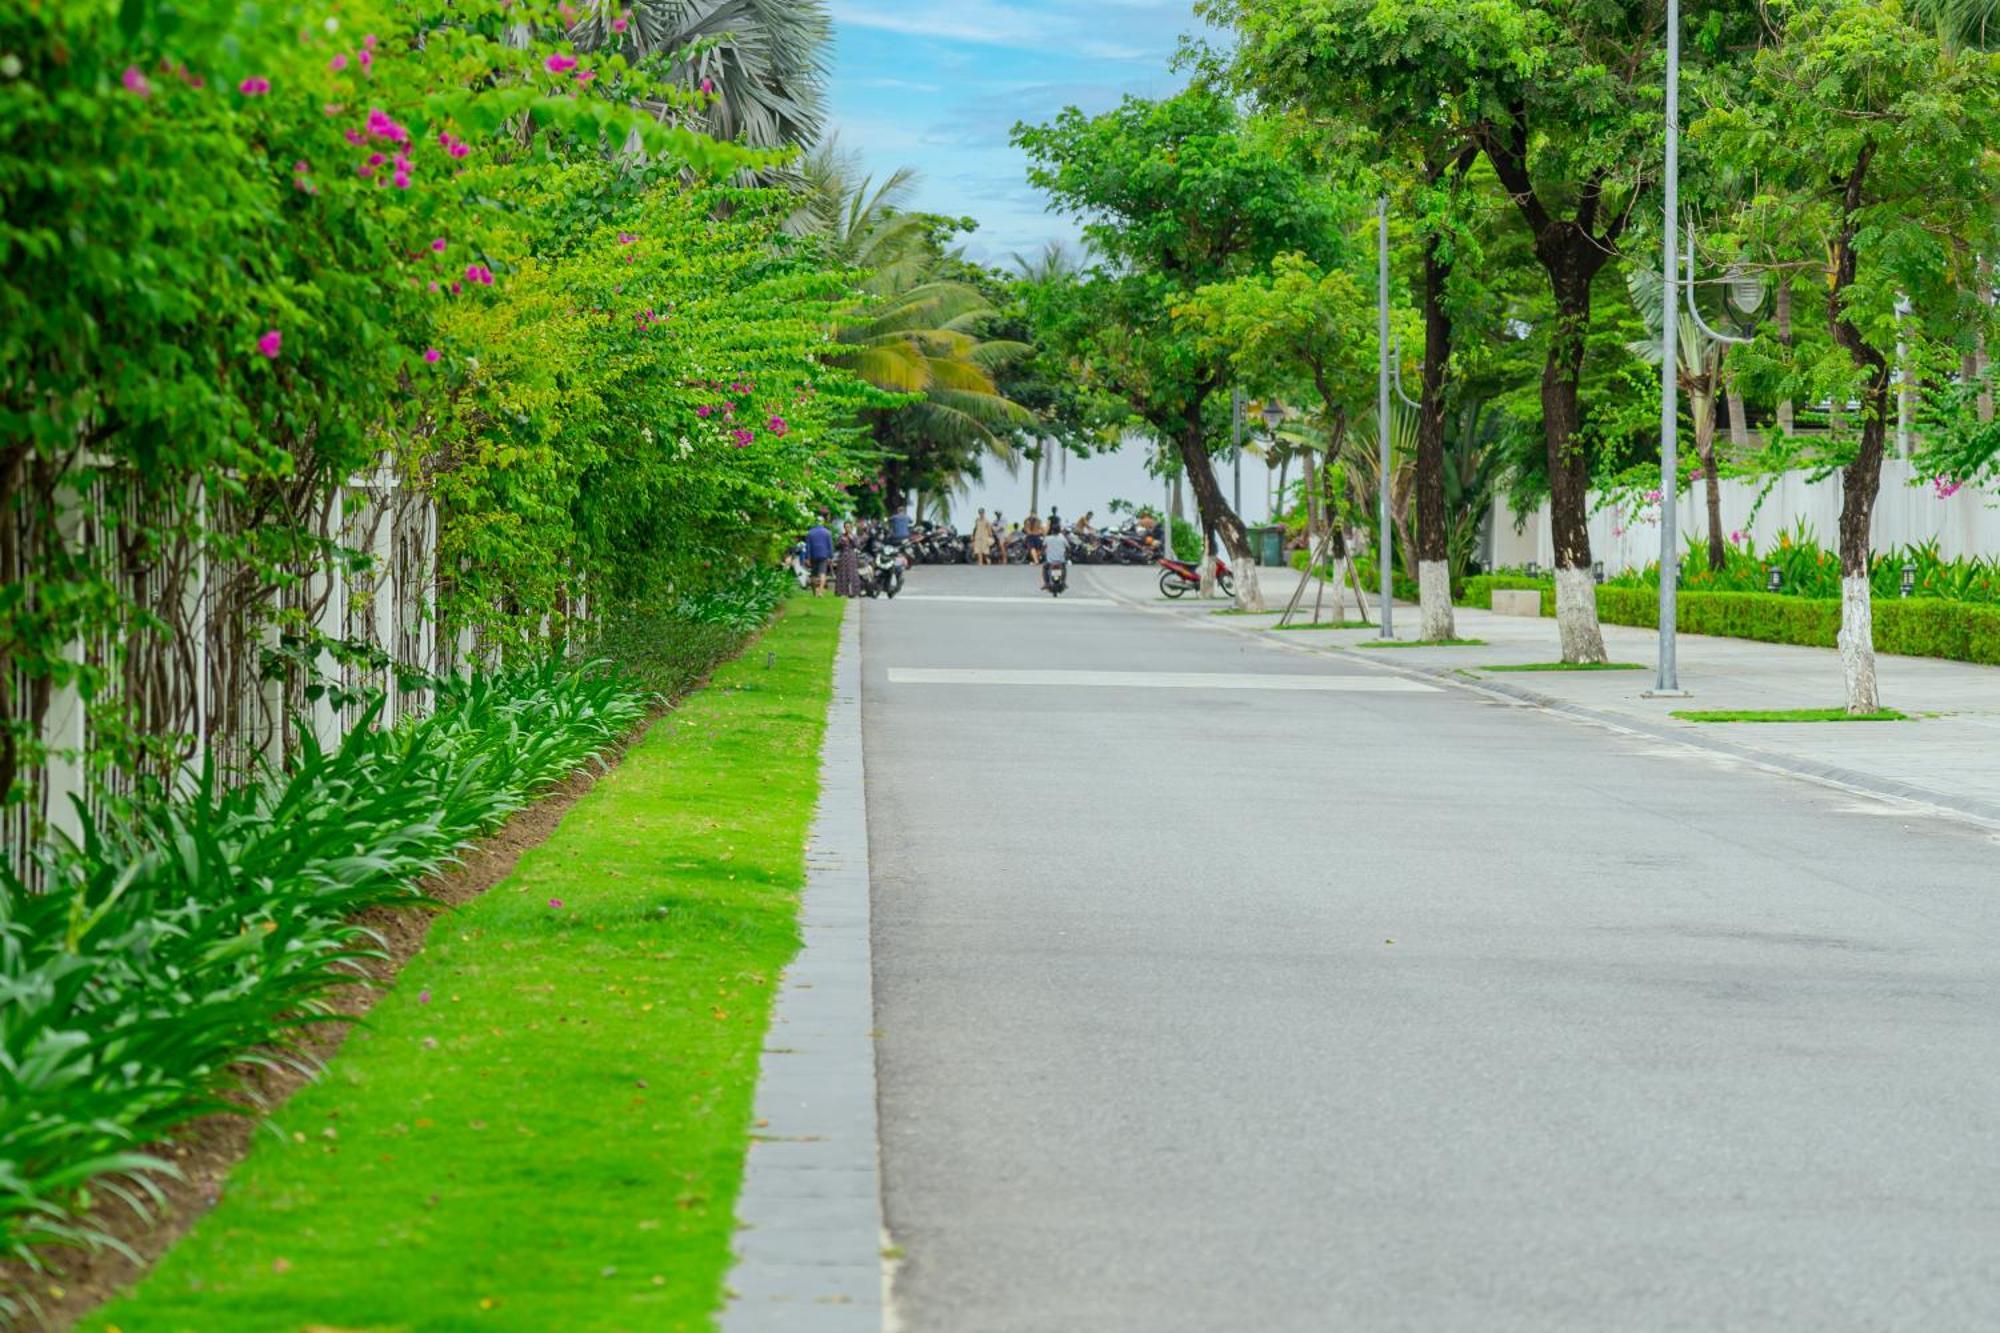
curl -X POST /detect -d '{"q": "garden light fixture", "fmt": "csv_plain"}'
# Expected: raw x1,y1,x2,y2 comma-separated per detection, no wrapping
1902,562,1917,598
1767,566,1783,593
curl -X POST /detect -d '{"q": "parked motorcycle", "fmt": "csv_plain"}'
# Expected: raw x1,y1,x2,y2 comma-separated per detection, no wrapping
862,543,906,598
1044,559,1069,597
1157,554,1234,599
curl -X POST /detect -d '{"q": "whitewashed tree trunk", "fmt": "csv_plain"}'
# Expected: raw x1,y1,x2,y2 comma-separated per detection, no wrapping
1418,560,1455,641
1230,541,1266,612
1554,565,1608,664
1198,540,1218,599
1838,574,1879,713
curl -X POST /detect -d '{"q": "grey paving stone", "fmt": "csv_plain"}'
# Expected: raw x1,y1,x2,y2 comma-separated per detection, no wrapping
722,608,884,1333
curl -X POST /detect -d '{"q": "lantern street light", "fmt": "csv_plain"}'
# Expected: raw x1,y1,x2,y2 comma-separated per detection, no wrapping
1902,561,1918,598
1767,565,1783,593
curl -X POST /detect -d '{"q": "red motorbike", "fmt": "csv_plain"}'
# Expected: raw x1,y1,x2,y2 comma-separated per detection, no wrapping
1158,554,1235,599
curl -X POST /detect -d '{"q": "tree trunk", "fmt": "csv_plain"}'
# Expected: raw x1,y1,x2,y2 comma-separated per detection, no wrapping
1827,148,1886,715
1838,391,1888,713
1416,231,1456,642
1178,402,1264,611
1776,280,1795,437
883,459,906,515
1724,372,1751,450
1302,449,1321,546
1696,386,1726,573
1544,265,1606,663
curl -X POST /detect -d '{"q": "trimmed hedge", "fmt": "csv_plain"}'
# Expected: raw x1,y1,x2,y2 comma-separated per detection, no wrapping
1460,578,2000,667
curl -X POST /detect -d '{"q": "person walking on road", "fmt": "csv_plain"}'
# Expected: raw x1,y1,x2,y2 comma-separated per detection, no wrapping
971,508,996,565
804,515,834,596
835,522,862,598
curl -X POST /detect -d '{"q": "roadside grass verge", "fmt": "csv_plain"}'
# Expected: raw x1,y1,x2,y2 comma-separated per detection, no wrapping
1481,661,1647,672
87,596,845,1333
1354,638,1486,649
1670,707,1908,723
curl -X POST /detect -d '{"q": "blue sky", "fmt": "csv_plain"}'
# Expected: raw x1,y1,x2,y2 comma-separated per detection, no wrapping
823,0,1202,266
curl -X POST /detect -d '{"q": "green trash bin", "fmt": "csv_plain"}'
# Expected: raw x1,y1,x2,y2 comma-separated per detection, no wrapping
1252,525,1286,567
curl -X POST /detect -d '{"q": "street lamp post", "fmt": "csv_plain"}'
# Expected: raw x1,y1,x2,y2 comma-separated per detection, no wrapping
1377,196,1395,639
1653,0,1686,695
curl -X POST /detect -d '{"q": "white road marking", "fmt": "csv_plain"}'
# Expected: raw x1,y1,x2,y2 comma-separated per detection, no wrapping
885,668,1438,693
891,594,1115,606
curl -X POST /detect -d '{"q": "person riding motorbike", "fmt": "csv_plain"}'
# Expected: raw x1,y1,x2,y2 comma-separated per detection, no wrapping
1042,522,1070,592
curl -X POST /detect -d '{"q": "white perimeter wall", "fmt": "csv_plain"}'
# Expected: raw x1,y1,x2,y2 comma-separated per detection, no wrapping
1490,459,2000,573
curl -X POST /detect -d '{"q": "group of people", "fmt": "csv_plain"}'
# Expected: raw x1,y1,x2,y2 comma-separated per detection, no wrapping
967,507,1101,566
798,506,912,597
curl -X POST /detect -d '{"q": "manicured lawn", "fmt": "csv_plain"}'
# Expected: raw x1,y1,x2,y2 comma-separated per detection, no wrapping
88,597,845,1333
1481,661,1647,672
1671,707,1908,723
1353,637,1487,649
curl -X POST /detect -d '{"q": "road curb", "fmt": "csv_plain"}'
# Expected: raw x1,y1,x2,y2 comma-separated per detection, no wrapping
1083,569,2000,833
722,605,888,1333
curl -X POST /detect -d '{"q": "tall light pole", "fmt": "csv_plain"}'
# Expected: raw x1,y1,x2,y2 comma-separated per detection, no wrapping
1377,196,1395,639
1653,0,1684,695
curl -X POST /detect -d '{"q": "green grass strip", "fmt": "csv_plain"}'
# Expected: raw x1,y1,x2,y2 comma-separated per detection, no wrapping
89,597,846,1333
1270,620,1375,631
1670,707,1908,723
1353,638,1487,649
1481,661,1648,672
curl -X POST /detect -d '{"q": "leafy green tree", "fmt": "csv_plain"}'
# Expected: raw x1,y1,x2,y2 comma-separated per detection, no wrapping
1014,92,1339,610
1704,0,2000,712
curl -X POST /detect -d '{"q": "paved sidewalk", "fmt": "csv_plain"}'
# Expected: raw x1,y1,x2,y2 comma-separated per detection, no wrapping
723,608,886,1333
1088,563,2000,828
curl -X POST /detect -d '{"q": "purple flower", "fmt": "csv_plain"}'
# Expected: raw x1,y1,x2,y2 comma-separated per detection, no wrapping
238,76,271,96
767,415,788,435
699,77,715,93
545,54,577,74
731,427,754,448
549,897,565,909
329,53,349,72
257,329,283,359
696,405,712,418
418,988,432,1005
431,237,448,252
121,65,151,97
424,348,441,363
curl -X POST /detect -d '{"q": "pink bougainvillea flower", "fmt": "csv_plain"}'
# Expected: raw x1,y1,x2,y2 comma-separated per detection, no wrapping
768,415,788,435
696,405,713,418
732,428,754,448
431,237,448,252
392,170,411,189
464,263,494,286
357,164,374,177
545,53,577,74
344,128,366,145
257,330,283,359
424,348,442,363
549,897,565,909
367,152,385,166
329,53,349,71
358,49,374,70
618,232,637,245
121,65,151,96
612,12,630,32
575,68,596,84
731,380,749,393
363,32,378,49
293,159,310,173
418,988,432,1005
451,281,462,294
699,77,715,93
448,140,471,159
238,76,271,95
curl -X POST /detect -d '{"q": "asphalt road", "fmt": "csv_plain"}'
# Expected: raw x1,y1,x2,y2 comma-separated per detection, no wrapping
861,565,2000,1333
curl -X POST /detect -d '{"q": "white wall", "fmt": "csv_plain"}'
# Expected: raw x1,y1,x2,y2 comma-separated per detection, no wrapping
1489,459,2000,572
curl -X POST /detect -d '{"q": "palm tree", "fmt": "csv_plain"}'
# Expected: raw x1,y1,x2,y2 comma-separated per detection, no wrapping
1628,265,1731,572
570,0,830,149
1916,0,2000,49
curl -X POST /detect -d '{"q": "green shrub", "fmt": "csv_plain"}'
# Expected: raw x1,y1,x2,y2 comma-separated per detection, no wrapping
1462,574,1554,614
1585,587,2000,666
0,662,650,1277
